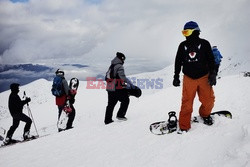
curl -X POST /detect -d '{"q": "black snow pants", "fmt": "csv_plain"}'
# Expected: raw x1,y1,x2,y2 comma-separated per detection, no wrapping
6,113,32,138
105,89,130,123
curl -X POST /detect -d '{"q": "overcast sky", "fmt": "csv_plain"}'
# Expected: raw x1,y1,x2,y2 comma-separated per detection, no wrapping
0,0,249,71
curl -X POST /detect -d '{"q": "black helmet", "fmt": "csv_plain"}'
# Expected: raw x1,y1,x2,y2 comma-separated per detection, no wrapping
55,69,64,76
10,83,20,91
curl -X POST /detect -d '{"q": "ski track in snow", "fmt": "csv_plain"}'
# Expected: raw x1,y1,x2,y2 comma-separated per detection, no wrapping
0,66,250,167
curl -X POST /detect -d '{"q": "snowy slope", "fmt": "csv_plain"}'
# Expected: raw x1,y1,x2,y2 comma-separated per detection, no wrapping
0,66,250,167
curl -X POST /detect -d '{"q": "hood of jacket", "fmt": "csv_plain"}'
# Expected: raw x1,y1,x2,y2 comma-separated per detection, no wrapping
111,56,124,65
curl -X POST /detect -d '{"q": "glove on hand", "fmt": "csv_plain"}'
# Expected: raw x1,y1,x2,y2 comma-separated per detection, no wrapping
69,99,75,104
25,97,31,103
208,73,217,86
173,75,180,87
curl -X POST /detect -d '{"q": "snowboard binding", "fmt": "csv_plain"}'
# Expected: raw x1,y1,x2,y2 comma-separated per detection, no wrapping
167,111,177,133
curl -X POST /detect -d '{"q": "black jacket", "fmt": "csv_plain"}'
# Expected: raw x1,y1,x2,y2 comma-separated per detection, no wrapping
8,93,27,116
174,37,215,79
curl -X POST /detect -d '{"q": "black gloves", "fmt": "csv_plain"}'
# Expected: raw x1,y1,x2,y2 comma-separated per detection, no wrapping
67,94,75,104
69,98,75,104
25,97,31,103
173,73,216,87
208,72,217,86
173,75,180,87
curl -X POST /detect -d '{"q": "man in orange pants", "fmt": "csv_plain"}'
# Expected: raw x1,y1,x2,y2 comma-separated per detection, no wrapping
173,21,217,133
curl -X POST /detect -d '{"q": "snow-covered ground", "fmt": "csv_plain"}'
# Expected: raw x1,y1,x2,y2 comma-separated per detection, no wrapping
0,64,250,167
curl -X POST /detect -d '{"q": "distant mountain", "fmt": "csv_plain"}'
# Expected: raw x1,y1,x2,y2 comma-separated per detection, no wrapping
0,64,53,73
0,64,89,93
0,64,53,93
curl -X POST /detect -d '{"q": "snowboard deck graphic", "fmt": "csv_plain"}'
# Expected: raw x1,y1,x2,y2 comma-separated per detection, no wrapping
150,110,232,135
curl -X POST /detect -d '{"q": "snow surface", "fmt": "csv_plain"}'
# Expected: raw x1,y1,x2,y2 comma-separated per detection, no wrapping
0,65,250,167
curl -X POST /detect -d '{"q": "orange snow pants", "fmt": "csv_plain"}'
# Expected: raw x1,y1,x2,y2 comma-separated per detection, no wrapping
179,74,215,130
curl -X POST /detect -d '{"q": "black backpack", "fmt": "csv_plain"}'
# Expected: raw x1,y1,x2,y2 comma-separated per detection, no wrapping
105,63,123,81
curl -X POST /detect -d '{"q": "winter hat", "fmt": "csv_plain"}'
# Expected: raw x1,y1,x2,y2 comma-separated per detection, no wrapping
116,52,126,61
182,21,200,37
55,69,64,76
10,83,20,91
183,21,200,30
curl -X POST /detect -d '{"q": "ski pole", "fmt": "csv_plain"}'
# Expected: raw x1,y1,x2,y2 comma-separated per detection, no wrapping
24,91,39,137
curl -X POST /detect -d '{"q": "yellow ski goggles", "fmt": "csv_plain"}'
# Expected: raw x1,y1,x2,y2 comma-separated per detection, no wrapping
182,27,200,37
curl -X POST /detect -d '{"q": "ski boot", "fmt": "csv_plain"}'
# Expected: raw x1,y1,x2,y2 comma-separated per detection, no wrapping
3,136,19,145
167,111,177,133
3,137,11,145
23,130,37,140
23,131,30,140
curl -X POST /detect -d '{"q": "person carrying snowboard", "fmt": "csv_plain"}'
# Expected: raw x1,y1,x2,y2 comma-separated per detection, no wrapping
212,46,223,75
173,21,216,134
53,69,75,130
67,78,78,130
104,52,130,124
4,83,32,144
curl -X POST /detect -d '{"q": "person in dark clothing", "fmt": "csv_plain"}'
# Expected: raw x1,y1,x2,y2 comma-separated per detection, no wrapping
104,52,130,124
173,21,216,134
4,83,32,144
55,69,75,131
67,89,76,129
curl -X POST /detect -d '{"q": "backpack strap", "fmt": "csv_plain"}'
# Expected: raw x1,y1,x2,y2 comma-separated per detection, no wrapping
107,63,123,80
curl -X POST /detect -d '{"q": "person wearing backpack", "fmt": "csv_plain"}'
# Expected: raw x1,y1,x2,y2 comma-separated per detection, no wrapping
104,52,130,124
173,21,216,134
53,69,75,130
212,46,223,75
4,83,32,144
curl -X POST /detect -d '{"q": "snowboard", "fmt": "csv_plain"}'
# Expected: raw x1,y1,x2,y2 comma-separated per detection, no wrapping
127,85,142,98
57,78,79,131
150,110,232,135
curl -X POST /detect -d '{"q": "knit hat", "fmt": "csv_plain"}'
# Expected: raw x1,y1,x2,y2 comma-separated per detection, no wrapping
10,83,20,91
183,21,200,31
182,21,201,37
116,52,126,61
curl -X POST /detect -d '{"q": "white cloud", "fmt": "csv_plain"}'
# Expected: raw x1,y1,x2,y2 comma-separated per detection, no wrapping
0,0,249,68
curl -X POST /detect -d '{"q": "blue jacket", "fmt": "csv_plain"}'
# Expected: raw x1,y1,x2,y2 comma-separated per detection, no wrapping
212,48,223,65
